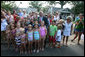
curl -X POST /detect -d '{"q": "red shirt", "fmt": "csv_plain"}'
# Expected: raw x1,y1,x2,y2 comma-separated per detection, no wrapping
13,14,18,22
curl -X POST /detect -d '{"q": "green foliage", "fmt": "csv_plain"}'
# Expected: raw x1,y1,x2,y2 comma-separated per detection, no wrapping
29,1,42,12
47,1,68,9
1,1,17,13
71,1,84,15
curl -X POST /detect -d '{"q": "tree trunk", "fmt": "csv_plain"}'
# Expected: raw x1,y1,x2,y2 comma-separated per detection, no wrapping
61,5,63,9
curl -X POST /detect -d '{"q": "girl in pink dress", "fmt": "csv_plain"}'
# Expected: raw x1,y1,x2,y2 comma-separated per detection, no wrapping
39,21,47,51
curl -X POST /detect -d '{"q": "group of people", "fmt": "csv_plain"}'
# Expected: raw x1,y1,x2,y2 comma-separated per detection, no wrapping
1,9,84,54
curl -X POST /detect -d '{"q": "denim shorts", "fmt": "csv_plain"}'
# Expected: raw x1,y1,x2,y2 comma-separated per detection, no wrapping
74,29,83,32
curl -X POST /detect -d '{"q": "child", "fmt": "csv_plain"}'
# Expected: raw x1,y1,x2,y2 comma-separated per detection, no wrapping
6,25,11,49
25,19,30,25
20,30,27,54
21,18,25,28
26,24,33,54
39,21,47,51
1,15,8,41
55,24,62,48
24,24,28,34
63,16,73,46
35,20,40,27
15,33,21,54
71,15,84,45
11,26,16,49
15,24,21,34
49,20,57,48
33,24,40,53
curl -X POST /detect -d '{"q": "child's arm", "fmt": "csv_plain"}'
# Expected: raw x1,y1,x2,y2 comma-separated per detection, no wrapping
26,32,28,43
39,28,41,40
71,24,73,35
45,26,47,35
33,29,34,42
54,26,57,38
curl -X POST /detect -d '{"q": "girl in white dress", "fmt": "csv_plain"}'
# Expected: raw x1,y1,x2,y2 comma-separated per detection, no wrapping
63,16,73,46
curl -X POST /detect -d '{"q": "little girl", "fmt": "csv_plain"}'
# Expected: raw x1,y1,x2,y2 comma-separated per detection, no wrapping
33,24,40,53
20,30,27,54
15,23,21,34
15,33,21,54
39,21,47,51
55,24,62,48
26,24,33,54
11,26,16,49
63,16,73,46
6,25,11,49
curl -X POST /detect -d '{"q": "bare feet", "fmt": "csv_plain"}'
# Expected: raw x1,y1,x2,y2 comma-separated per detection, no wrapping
77,43,80,45
66,44,68,47
71,40,73,42
25,51,27,54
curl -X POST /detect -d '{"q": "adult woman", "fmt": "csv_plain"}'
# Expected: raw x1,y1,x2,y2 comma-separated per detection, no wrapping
71,14,84,45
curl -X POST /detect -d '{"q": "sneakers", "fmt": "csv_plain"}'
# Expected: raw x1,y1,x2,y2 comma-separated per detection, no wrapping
33,49,36,53
71,40,73,42
37,50,39,53
42,48,44,51
55,44,58,47
57,46,61,48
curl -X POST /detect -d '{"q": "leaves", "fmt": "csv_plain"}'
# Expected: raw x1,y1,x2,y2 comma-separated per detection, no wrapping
29,1,42,12
47,1,68,9
1,1,17,13
71,1,84,15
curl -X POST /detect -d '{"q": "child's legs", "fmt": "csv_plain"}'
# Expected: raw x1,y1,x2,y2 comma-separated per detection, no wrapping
37,40,40,50
28,41,30,52
78,32,82,44
49,36,52,46
42,38,45,48
11,36,16,48
72,31,78,41
63,36,65,44
35,40,37,50
23,43,27,52
57,41,61,46
20,44,23,53
30,41,33,52
52,37,56,47
19,45,22,53
7,38,10,48
66,36,69,45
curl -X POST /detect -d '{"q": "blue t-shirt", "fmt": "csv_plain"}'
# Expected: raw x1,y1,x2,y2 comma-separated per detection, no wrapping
18,12,23,17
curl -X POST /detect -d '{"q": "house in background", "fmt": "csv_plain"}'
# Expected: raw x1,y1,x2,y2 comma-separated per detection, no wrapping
48,7,73,20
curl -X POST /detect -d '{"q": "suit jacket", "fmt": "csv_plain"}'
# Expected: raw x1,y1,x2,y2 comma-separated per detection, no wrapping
38,16,49,27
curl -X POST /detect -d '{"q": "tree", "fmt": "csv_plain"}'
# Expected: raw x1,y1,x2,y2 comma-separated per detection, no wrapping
71,1,84,15
47,1,69,15
1,1,18,13
42,6,50,14
29,1,42,12
57,1,69,9
47,1,69,9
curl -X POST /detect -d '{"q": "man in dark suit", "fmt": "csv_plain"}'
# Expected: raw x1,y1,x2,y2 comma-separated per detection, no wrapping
38,11,49,28
38,11,49,48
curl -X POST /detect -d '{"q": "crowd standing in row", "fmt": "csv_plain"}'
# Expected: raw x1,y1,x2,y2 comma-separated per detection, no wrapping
1,9,84,54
